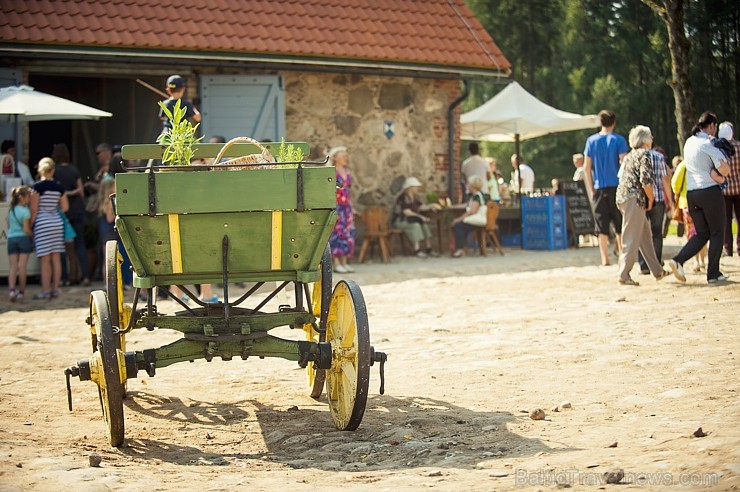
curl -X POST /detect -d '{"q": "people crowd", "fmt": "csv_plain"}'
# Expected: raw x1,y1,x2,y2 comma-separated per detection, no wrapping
4,139,132,302
577,109,736,286
5,104,738,297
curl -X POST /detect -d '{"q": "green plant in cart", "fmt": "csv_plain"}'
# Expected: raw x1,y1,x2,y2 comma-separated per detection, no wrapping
156,99,203,165
276,137,304,165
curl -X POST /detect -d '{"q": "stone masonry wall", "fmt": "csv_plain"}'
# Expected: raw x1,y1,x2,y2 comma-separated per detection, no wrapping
282,72,462,210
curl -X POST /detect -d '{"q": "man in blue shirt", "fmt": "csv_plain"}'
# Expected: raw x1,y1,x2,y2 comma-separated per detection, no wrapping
584,110,629,266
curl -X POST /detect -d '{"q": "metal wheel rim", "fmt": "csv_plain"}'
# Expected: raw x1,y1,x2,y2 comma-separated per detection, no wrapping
91,290,125,447
325,280,370,431
105,240,127,398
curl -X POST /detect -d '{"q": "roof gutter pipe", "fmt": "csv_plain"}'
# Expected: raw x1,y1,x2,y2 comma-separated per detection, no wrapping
448,79,470,204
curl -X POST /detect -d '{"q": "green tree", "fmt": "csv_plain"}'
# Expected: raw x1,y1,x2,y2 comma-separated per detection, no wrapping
642,0,696,149
464,0,737,184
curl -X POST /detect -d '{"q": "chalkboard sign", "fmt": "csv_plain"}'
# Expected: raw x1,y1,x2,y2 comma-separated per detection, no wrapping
558,180,595,236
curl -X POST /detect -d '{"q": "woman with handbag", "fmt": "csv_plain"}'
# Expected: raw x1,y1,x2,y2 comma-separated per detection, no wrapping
451,176,487,258
615,126,671,285
51,142,89,286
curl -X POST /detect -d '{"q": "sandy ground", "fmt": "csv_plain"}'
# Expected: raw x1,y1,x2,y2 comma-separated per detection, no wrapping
1,237,738,491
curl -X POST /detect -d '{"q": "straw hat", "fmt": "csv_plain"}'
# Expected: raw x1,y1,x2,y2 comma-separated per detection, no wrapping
402,177,422,191
328,146,348,161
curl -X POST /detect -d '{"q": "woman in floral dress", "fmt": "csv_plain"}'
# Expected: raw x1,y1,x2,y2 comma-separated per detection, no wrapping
328,147,355,273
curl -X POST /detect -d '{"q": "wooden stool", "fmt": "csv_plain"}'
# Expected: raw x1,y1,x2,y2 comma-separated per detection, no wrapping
358,206,392,263
484,201,504,255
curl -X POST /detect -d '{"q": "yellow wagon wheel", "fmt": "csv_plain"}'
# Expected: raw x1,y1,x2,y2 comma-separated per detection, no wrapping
90,290,125,447
325,280,371,431
305,246,332,398
105,240,129,398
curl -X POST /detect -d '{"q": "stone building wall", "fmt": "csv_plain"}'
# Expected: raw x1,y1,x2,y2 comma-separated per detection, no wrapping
282,71,462,210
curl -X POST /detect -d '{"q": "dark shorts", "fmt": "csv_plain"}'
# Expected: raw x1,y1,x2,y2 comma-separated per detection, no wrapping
7,236,34,255
593,187,622,235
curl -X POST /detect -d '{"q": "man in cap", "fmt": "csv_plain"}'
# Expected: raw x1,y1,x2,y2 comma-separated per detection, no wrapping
158,74,200,134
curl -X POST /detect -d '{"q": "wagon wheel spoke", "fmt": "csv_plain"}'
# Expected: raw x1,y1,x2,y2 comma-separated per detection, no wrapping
325,280,370,431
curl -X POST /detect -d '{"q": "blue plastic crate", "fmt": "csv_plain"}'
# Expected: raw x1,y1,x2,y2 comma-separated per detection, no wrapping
521,195,565,213
521,196,568,250
522,196,566,226
523,233,567,250
522,236,551,250
523,223,551,238
523,211,550,224
500,233,521,247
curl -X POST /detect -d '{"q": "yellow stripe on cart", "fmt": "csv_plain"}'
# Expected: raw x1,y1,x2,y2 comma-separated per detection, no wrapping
167,214,183,274
271,210,283,270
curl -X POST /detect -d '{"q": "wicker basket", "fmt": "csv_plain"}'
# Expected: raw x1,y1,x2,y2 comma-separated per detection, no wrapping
213,137,274,170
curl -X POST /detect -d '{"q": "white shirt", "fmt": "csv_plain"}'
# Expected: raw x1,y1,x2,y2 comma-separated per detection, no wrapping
461,155,489,194
683,131,726,191
573,166,585,181
515,163,535,193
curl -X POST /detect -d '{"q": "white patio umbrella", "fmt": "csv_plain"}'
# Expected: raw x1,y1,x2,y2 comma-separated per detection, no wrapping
0,84,112,121
0,85,112,176
461,81,598,146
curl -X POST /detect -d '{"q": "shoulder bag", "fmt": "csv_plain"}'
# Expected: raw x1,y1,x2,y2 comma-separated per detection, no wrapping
462,192,487,227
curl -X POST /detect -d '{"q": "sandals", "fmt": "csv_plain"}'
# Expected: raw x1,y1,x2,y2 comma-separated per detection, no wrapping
618,278,639,286
32,289,59,300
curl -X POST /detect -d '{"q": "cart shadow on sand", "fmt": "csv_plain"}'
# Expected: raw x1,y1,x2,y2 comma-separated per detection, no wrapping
117,391,576,471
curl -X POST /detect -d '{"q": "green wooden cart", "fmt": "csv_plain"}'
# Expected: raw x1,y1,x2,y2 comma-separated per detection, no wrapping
64,141,387,447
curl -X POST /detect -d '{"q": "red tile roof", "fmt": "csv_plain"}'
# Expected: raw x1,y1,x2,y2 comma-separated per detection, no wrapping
0,0,511,76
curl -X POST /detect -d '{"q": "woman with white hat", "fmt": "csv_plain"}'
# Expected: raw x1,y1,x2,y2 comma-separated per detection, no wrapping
328,146,356,273
391,176,437,257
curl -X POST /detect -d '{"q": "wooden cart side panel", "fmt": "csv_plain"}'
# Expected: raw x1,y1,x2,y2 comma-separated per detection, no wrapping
118,210,336,278
115,167,336,215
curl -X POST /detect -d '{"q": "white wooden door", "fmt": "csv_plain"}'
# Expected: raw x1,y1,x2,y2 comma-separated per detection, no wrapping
200,75,285,142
